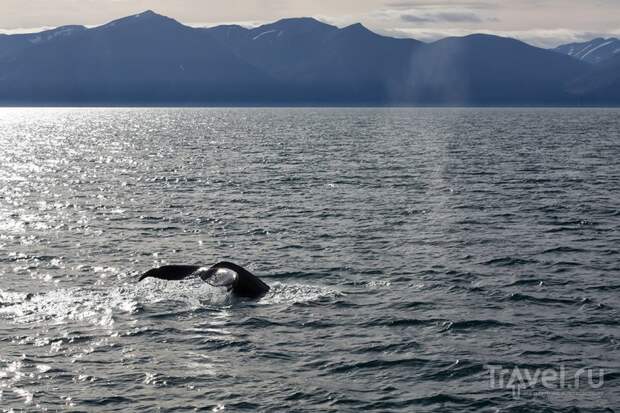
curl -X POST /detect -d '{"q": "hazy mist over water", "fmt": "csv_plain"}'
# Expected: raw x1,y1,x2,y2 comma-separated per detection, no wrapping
0,108,619,411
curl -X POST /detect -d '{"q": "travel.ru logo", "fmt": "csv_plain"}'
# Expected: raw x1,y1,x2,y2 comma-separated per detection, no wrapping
486,364,605,398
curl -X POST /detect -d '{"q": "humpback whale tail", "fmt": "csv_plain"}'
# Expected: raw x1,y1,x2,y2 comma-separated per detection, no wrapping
138,261,270,299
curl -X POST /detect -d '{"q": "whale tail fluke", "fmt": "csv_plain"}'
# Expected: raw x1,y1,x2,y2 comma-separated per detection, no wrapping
138,262,270,299
138,265,201,282
199,261,270,299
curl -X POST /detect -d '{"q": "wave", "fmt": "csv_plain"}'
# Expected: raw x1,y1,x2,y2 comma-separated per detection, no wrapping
356,317,445,328
440,319,514,332
482,257,538,267
506,292,581,306
539,246,588,254
324,357,439,374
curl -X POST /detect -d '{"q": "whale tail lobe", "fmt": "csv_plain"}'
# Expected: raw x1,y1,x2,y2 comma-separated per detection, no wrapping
138,265,201,282
138,262,270,299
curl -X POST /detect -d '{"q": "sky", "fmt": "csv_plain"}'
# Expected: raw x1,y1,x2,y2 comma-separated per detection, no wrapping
1,0,619,48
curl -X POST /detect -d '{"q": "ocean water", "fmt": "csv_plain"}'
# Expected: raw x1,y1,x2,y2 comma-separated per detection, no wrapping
0,108,618,412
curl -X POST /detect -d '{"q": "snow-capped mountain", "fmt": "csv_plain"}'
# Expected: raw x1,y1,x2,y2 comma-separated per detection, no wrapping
554,38,620,64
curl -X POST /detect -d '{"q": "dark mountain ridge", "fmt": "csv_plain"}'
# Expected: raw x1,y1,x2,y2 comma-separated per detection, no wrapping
0,10,614,105
568,54,620,103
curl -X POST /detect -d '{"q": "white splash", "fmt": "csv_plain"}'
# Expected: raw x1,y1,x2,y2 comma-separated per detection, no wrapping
259,282,341,305
0,278,231,326
0,278,337,326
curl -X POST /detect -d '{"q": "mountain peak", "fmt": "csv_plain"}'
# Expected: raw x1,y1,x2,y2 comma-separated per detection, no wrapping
339,22,381,39
273,17,323,25
99,9,181,29
266,17,336,31
133,10,167,19
41,25,86,34
130,10,170,21
341,23,372,33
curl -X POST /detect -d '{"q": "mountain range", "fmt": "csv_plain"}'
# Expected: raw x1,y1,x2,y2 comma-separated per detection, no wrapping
0,10,618,105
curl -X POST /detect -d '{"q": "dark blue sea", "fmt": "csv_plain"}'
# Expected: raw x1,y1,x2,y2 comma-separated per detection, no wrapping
0,108,618,412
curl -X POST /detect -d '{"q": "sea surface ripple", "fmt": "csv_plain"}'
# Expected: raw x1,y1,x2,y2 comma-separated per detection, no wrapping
0,108,619,412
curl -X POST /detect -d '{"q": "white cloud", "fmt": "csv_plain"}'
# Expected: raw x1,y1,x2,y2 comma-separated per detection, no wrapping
0,26,56,35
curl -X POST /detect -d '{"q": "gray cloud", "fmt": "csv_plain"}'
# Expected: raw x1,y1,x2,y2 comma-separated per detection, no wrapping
386,1,496,10
400,14,434,23
401,11,494,23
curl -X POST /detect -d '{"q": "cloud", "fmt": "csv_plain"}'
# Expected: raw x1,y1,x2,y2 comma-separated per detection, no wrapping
400,14,433,23
0,26,56,34
372,6,496,24
401,11,492,23
372,4,497,25
385,1,496,10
